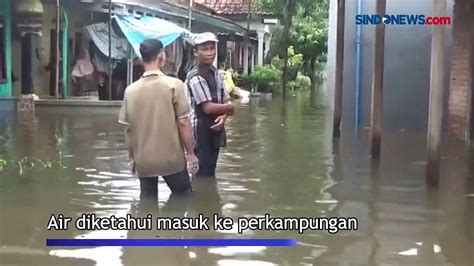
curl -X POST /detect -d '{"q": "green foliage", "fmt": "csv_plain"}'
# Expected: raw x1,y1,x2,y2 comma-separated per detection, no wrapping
233,72,252,89
287,73,311,90
0,159,6,171
271,11,328,64
258,0,329,84
287,46,304,67
235,45,309,92
232,72,244,87
271,46,303,69
255,0,286,18
233,65,282,93
0,157,62,175
296,73,311,89
249,66,282,93
292,10,328,61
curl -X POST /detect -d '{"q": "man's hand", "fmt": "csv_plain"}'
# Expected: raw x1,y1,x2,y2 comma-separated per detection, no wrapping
186,153,199,175
210,115,227,132
226,103,235,116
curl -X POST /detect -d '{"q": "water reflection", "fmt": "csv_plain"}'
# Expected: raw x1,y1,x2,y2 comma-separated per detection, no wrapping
0,92,472,265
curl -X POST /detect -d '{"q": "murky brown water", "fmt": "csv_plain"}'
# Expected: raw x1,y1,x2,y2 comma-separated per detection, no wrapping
0,92,473,265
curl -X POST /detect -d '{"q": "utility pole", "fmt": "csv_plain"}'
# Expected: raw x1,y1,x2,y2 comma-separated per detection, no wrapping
333,0,345,137
108,0,112,100
426,0,446,186
243,0,252,76
369,0,386,159
188,0,193,30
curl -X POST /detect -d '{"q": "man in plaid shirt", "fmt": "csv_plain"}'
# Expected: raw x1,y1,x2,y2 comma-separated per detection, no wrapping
185,32,235,177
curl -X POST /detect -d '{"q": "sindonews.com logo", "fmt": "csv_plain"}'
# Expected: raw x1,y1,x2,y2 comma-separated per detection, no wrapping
356,15,451,25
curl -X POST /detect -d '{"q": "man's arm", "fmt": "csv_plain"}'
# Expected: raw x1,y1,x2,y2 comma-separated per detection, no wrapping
123,127,136,173
174,80,199,174
118,94,134,172
124,128,133,159
177,117,194,154
174,81,194,154
201,101,234,115
177,117,199,174
188,75,234,116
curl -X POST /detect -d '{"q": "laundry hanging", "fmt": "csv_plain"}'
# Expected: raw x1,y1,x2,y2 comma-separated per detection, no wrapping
84,22,129,59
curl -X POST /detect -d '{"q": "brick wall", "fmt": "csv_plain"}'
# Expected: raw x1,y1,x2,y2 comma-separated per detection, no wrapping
448,0,474,141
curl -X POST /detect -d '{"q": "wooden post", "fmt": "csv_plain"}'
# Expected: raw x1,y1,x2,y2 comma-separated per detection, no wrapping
333,0,345,138
108,0,112,100
369,0,386,159
126,46,132,86
426,0,446,186
243,0,252,75
188,0,193,30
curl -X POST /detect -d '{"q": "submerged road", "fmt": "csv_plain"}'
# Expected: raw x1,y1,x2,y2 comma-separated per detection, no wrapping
0,92,473,265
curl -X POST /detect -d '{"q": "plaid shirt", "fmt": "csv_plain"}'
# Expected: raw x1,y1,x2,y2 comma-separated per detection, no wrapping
185,65,230,142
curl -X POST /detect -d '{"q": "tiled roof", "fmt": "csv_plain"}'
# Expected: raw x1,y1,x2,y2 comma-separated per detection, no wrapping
108,0,246,33
198,0,271,15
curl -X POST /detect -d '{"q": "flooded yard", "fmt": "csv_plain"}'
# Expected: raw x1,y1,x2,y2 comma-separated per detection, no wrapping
0,92,472,265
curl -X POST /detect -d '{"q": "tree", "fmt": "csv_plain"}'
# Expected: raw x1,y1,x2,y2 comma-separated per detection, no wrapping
280,0,297,97
291,5,328,86
258,0,297,96
256,0,328,90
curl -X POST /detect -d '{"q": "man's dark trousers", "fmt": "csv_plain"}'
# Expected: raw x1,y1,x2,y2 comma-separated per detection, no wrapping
195,120,221,177
139,169,191,199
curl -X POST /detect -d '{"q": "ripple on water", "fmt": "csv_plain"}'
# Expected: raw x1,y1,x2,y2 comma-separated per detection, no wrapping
217,260,276,266
1,95,472,266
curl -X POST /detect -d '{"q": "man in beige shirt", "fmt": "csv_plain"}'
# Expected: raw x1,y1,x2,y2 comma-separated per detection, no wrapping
119,39,198,197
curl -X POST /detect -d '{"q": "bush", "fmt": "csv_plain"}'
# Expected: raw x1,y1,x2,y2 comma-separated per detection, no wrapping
249,66,282,93
270,46,303,81
296,74,311,89
287,46,304,69
232,72,243,87
271,46,304,69
287,73,311,90
232,72,252,89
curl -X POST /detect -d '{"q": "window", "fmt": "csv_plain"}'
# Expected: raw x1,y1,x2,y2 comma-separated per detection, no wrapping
0,18,6,83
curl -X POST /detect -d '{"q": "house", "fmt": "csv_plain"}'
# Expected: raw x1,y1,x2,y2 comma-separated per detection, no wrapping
195,0,278,73
326,0,473,145
0,0,247,100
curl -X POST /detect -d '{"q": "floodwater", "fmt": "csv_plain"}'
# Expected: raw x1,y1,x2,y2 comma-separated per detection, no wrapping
0,92,473,265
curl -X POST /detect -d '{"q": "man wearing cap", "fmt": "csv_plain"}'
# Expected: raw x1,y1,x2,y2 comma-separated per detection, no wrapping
185,32,235,177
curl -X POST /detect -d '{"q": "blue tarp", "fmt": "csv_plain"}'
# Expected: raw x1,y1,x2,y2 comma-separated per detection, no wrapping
114,15,189,57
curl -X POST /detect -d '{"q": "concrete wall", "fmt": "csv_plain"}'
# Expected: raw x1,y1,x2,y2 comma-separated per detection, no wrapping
447,0,473,141
325,0,338,112
11,2,100,97
326,0,454,133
